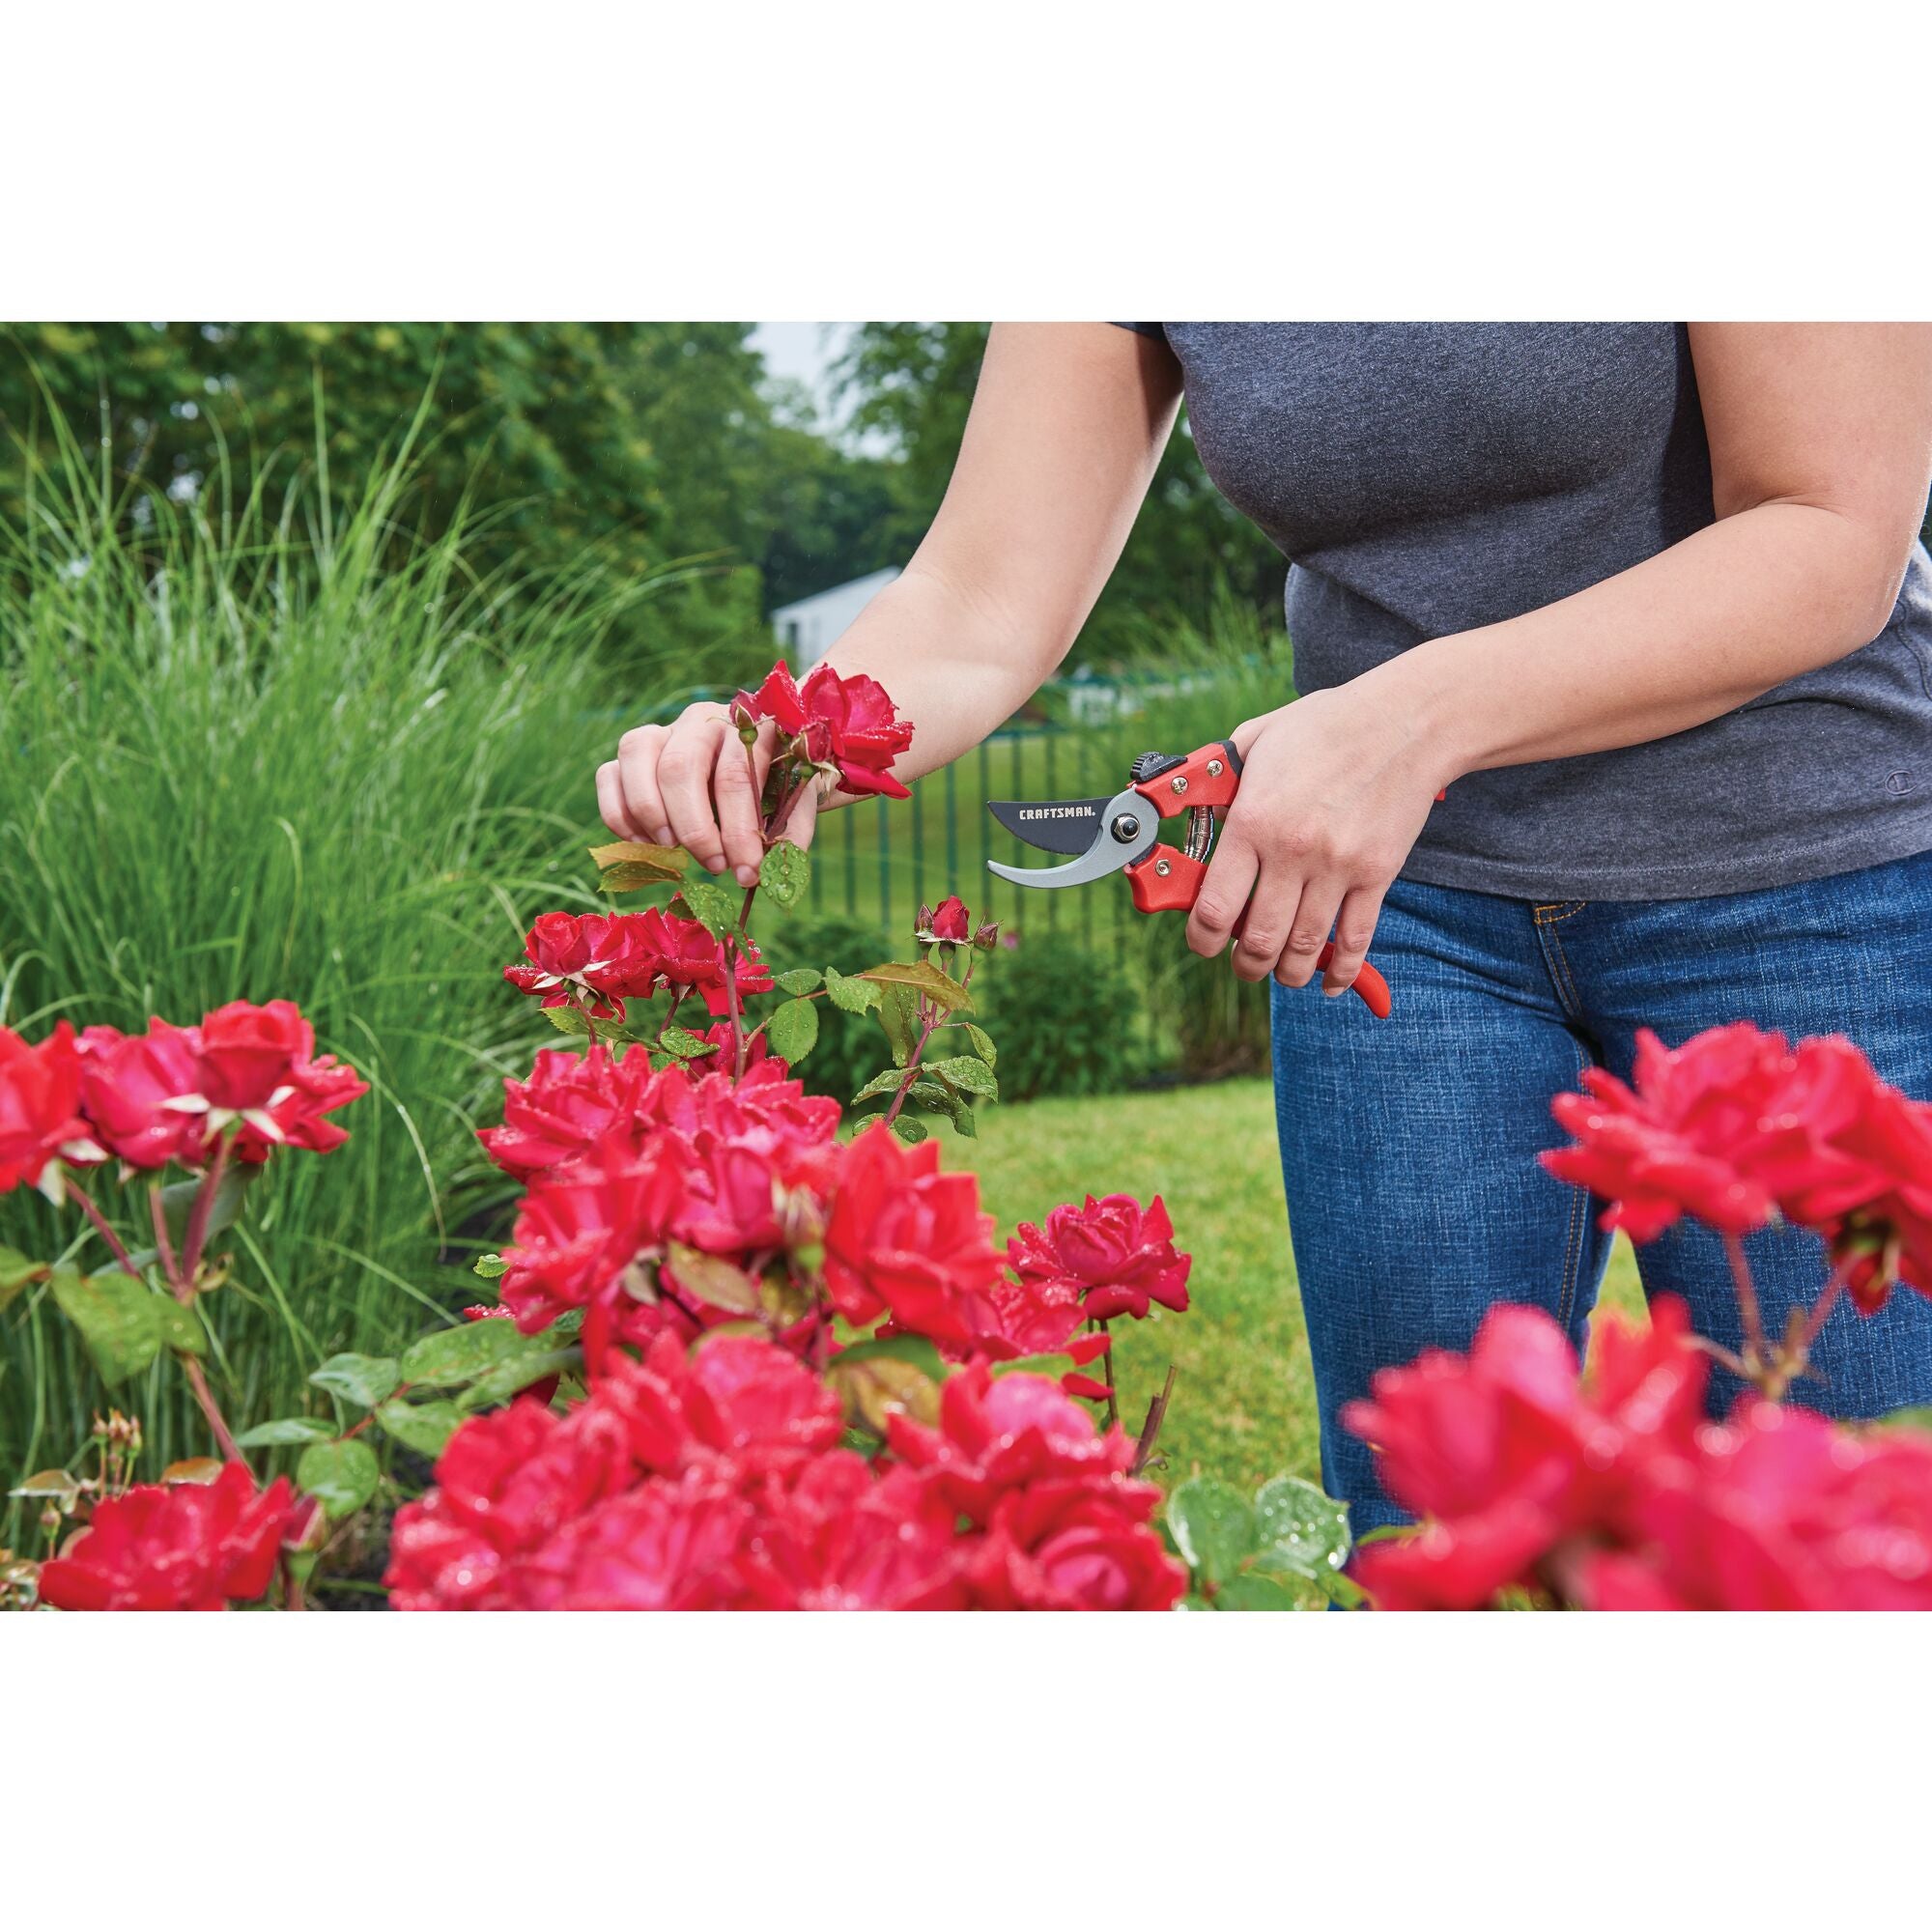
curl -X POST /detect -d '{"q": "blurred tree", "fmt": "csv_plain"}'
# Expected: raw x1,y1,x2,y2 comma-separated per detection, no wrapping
0,323,901,679
833,323,1284,662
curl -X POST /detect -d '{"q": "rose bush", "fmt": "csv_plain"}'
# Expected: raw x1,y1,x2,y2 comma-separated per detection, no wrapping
11,666,1932,1613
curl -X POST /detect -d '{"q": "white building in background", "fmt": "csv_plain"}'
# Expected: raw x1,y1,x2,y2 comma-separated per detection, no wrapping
770,567,900,668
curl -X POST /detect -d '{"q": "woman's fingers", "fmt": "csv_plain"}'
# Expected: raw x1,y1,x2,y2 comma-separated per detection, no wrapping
1321,885,1387,996
783,778,821,852
596,758,637,839
1273,877,1346,990
1230,863,1306,984
613,724,672,845
1186,828,1260,958
714,721,774,886
658,709,732,873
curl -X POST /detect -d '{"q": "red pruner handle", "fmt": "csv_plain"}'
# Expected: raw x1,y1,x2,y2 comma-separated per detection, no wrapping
1126,851,1394,1018
1126,844,1204,913
1132,739,1243,817
1317,944,1393,1019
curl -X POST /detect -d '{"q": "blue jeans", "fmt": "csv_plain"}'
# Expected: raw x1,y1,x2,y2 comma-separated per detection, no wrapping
1269,849,1932,1533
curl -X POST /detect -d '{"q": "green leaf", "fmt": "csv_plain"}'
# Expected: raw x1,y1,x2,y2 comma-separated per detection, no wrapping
890,1116,928,1145
924,1054,997,1099
758,838,811,909
471,1253,510,1280
587,838,687,880
597,860,678,895
297,1438,380,1520
51,1269,162,1387
765,997,819,1064
1165,1477,1258,1587
676,879,739,935
588,1014,639,1045
542,1006,590,1037
1252,1475,1352,1579
832,1333,947,1380
400,1320,526,1387
950,1103,978,1139
457,1349,580,1412
308,1352,401,1408
657,1025,720,1062
772,967,823,996
861,958,973,1014
375,1398,465,1458
963,1023,997,1069
0,1246,48,1312
156,1298,208,1358
849,1065,907,1107
234,1416,338,1448
823,967,879,1014
874,982,921,1065
666,1241,763,1316
1214,1572,1304,1612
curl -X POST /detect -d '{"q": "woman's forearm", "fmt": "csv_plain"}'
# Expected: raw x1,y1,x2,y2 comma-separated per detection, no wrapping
1385,498,1918,783
816,559,1061,791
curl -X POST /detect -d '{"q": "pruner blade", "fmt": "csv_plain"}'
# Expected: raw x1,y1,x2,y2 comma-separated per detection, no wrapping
985,785,1156,890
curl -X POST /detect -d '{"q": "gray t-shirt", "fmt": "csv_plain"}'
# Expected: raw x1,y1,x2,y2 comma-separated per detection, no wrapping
1124,322,1932,900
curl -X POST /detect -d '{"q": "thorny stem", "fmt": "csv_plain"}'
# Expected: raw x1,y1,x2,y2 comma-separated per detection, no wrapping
1094,1318,1120,1431
181,1356,242,1463
147,1182,183,1299
180,1134,231,1287
1130,1365,1179,1477
880,1001,944,1129
64,1179,142,1282
1722,1233,1767,1376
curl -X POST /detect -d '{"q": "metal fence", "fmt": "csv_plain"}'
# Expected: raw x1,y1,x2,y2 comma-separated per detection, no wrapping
805,723,1135,956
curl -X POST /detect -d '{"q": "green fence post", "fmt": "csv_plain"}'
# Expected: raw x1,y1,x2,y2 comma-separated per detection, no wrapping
843,800,857,917
945,761,958,897
912,779,925,916
877,794,892,939
1043,729,1059,932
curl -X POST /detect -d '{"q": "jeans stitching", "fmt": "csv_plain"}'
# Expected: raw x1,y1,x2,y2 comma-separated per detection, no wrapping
1535,919,1586,1021
1555,1037,1591,1331
1532,900,1588,925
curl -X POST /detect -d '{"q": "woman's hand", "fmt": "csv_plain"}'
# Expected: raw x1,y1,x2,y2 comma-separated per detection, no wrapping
596,702,820,888
1186,683,1449,995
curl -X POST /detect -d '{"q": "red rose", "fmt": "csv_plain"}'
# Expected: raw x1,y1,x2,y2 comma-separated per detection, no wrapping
513,1475,757,1610
478,1045,654,1179
384,1398,635,1609
497,1133,685,1366
888,1363,1134,1525
1343,1299,1709,1610
1009,1193,1191,1322
1588,1400,1932,1611
505,912,663,1020
228,1044,367,1164
196,999,309,1111
0,1021,96,1196
1542,1024,1889,1241
37,1463,294,1611
821,1123,1006,1343
739,658,914,800
635,908,774,1017
968,1477,1185,1611
75,1020,211,1171
929,895,970,943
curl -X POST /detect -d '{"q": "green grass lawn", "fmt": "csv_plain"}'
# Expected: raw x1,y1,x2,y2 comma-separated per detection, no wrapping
949,1078,1644,1497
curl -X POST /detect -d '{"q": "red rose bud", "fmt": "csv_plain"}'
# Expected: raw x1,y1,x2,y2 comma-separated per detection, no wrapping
930,895,970,944
972,922,1001,952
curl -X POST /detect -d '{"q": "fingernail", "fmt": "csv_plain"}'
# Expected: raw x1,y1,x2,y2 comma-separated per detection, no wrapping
735,866,758,887
652,828,675,846
1324,983,1345,998
704,856,725,874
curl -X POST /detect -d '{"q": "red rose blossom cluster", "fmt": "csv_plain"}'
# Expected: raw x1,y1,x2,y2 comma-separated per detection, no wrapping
0,1002,366,1196
734,660,915,800
36,1463,296,1611
1543,1022,1932,1313
385,1331,1182,1610
1343,1296,1932,1610
504,908,774,1023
